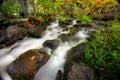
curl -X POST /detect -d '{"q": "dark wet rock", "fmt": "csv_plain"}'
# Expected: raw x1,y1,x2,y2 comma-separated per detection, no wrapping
7,49,50,80
91,23,100,29
0,29,27,48
0,77,2,80
0,12,6,20
73,24,80,28
45,16,56,25
6,25,20,37
76,20,82,24
28,16,43,26
28,27,45,38
60,23,67,28
67,43,86,62
43,39,60,50
0,18,53,48
59,34,70,42
0,32,7,43
71,22,92,33
64,62,97,80
80,23,92,28
59,19,73,28
56,70,63,80
70,27,79,34
63,43,97,80
92,20,108,27
0,25,20,44
0,25,19,43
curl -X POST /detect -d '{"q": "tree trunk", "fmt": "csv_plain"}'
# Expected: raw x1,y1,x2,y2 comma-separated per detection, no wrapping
31,0,38,15
15,0,19,18
52,0,56,16
19,0,31,18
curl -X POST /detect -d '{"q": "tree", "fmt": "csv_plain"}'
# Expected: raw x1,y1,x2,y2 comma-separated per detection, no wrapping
31,0,38,15
19,0,31,18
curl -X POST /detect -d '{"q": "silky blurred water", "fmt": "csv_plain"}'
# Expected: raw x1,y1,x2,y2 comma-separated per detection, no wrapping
0,19,89,80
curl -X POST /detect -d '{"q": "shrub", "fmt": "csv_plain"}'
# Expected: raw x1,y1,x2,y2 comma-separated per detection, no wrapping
83,20,120,79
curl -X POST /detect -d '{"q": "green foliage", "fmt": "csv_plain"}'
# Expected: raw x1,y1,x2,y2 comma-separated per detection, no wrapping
74,14,92,22
0,0,119,19
1,0,21,18
83,20,120,79
80,15,92,23
76,0,117,16
59,16,69,22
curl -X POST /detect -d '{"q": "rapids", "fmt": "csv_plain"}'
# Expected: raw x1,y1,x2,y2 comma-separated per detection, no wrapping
0,19,89,80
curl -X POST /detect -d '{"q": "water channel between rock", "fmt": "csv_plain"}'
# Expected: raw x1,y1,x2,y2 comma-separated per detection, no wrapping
0,19,90,80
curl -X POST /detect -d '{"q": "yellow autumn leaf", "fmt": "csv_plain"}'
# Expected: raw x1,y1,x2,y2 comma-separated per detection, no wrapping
103,0,111,4
30,56,35,61
77,0,83,4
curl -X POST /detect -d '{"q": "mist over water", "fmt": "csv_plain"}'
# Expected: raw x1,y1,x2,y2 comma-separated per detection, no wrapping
0,19,89,80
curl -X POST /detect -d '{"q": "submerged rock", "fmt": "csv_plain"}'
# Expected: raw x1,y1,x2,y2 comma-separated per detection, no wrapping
7,49,50,80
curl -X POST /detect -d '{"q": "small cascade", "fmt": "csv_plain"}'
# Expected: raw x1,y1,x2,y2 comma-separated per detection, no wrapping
0,19,89,80
34,30,88,80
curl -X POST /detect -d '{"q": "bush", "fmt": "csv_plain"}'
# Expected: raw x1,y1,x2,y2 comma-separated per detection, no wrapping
1,1,21,18
83,20,120,79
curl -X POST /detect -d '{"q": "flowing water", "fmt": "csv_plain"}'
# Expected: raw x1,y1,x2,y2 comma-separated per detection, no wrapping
0,19,89,80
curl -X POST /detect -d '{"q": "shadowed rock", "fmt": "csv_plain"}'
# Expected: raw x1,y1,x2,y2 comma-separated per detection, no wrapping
64,62,97,80
63,43,97,80
56,70,63,80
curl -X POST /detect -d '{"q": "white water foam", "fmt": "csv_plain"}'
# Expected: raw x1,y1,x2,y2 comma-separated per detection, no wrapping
0,20,62,80
0,19,89,80
33,29,88,80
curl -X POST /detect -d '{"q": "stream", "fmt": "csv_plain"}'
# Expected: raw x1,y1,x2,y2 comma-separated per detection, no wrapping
0,19,90,80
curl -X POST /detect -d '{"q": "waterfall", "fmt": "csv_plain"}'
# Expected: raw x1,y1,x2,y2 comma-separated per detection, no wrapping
0,19,89,80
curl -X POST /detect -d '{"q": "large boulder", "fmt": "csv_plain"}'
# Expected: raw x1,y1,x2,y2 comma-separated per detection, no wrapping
6,25,20,38
64,62,96,80
63,43,97,80
0,25,28,48
7,49,50,80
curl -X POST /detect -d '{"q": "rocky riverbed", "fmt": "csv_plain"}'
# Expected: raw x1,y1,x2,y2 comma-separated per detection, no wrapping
0,4,120,79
